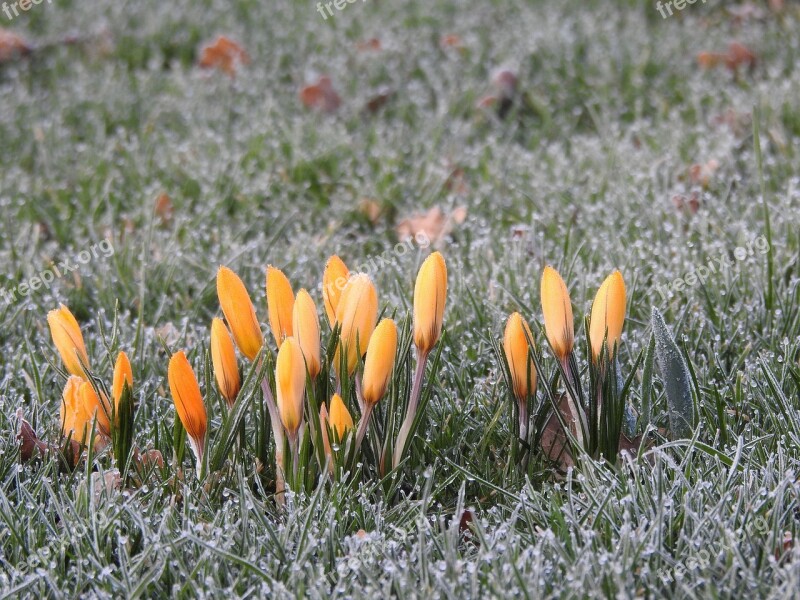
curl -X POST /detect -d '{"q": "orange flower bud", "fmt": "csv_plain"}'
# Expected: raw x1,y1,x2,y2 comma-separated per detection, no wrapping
322,255,350,327
168,351,208,463
362,318,397,406
292,289,321,379
335,274,378,375
275,337,305,436
60,376,89,443
216,266,264,361
266,266,295,348
540,266,574,362
589,271,626,360
413,252,447,354
328,393,353,439
210,318,241,407
112,351,133,413
79,381,111,437
47,304,90,378
503,312,536,401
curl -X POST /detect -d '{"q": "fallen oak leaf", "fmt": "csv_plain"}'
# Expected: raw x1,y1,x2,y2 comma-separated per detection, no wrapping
539,394,575,471
396,205,468,247
356,37,382,52
198,35,250,76
17,409,82,470
697,51,725,70
299,75,341,113
688,159,719,188
364,87,393,114
17,412,48,462
672,192,701,216
0,27,31,64
359,198,382,224
154,192,174,227
444,167,469,195
697,42,756,73
439,33,464,50
724,41,757,72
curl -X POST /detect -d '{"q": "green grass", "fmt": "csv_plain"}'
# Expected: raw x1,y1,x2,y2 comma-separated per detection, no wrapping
1,0,799,597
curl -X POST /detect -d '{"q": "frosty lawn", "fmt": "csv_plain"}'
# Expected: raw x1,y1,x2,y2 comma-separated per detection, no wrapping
0,0,798,597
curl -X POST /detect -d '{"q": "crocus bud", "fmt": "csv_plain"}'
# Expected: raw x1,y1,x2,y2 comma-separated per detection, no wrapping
275,337,305,437
292,289,321,379
362,318,397,406
322,255,350,327
413,252,447,355
217,266,264,361
540,266,574,362
589,271,626,361
335,273,378,375
266,266,295,348
112,351,133,415
210,318,241,407
78,380,111,437
47,304,90,378
503,312,536,401
328,393,353,439
60,376,90,443
168,351,208,466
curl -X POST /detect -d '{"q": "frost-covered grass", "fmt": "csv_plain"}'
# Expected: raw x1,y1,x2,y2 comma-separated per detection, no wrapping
1,0,800,597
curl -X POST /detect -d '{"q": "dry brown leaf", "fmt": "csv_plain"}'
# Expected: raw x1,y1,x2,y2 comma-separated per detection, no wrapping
198,35,250,76
672,192,700,215
155,322,181,346
491,68,518,98
782,531,793,554
688,159,719,188
697,51,725,70
396,206,467,246
476,95,499,110
17,412,48,463
698,42,757,73
439,34,464,50
725,41,757,71
299,75,341,113
768,0,784,12
89,470,122,502
364,87,393,114
0,27,31,63
451,205,467,225
444,167,469,195
135,448,165,471
710,108,751,135
618,434,645,459
154,193,174,227
540,394,575,470
17,409,82,470
359,198,382,224
356,38,382,52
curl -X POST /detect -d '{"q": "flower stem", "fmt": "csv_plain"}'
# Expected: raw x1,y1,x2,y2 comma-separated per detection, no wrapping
355,403,374,452
392,349,429,469
260,377,286,505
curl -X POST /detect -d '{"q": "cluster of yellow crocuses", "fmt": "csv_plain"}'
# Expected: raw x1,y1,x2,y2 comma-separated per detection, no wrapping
47,305,133,446
47,252,448,492
503,267,626,455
